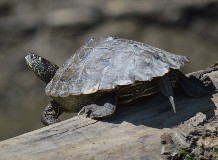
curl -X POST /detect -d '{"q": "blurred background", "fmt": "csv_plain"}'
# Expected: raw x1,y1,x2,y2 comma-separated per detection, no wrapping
0,0,218,141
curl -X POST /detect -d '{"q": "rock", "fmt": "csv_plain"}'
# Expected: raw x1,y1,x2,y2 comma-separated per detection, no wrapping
161,112,218,159
183,112,206,127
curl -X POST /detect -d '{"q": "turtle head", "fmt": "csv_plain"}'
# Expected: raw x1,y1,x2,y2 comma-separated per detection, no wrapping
25,52,59,84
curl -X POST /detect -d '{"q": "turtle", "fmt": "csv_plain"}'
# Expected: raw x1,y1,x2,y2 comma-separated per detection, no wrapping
25,36,210,126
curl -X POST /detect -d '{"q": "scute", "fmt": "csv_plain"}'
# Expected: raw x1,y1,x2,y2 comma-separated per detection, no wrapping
45,37,189,97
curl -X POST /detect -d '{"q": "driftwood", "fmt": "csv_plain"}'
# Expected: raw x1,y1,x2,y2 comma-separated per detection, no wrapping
0,66,218,160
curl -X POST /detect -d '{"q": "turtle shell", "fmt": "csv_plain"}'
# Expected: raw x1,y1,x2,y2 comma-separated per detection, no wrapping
45,36,189,97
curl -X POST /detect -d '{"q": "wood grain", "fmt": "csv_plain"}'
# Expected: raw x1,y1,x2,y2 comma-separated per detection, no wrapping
0,67,217,160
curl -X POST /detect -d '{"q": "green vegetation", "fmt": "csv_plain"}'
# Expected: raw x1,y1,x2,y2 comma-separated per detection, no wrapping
177,147,194,160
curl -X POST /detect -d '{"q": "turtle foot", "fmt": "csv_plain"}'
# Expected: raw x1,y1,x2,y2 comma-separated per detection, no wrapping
41,115,60,126
78,103,116,118
189,74,216,93
179,72,215,97
41,100,65,126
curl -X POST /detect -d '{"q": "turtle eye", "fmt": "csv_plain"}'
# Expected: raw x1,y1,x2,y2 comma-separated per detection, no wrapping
28,52,38,60
32,54,37,59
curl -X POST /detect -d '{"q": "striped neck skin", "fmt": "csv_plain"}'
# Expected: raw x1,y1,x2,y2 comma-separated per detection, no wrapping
25,52,59,84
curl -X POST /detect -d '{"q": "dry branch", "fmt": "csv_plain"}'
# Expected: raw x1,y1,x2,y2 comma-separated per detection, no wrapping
0,66,218,160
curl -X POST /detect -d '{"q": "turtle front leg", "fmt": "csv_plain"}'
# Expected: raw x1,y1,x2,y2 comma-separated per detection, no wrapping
41,100,65,126
78,93,116,118
157,74,176,113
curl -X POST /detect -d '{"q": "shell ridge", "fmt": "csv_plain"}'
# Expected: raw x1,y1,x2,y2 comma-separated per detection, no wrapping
69,39,99,95
47,38,94,97
77,38,112,94
133,45,136,82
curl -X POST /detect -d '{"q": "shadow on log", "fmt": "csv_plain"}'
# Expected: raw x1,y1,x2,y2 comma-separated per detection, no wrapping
0,66,217,160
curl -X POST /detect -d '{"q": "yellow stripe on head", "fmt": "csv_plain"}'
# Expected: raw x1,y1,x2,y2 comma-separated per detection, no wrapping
38,57,42,61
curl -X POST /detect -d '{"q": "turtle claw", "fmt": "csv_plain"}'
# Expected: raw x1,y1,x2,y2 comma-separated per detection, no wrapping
78,107,89,116
78,103,116,119
78,107,92,118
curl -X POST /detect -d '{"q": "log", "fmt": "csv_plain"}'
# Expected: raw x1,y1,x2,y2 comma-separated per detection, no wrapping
0,67,218,160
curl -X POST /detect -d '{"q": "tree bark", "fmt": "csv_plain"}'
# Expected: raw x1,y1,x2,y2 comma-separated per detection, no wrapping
0,66,218,160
